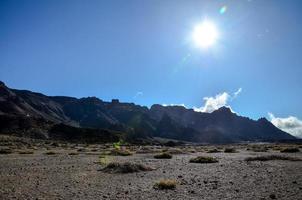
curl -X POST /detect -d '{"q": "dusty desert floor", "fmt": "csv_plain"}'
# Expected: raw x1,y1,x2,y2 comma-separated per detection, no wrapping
0,137,301,200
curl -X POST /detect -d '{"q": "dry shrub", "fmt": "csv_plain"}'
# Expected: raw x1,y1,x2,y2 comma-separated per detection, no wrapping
280,147,300,153
154,152,172,159
102,162,154,173
189,156,218,163
224,148,237,153
245,155,302,162
45,151,56,155
110,149,132,156
68,152,79,155
18,150,34,154
154,179,177,190
0,148,13,154
207,149,220,153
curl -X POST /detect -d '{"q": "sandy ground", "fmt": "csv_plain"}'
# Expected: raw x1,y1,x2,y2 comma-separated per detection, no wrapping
0,145,302,200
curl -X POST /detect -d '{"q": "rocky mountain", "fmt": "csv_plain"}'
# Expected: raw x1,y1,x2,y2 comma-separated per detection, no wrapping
0,81,296,143
149,105,294,142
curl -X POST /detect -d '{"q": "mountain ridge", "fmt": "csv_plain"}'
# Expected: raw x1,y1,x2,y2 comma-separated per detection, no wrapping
0,81,296,143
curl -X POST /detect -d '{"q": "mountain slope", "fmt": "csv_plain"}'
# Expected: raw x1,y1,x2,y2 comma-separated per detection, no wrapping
149,105,294,142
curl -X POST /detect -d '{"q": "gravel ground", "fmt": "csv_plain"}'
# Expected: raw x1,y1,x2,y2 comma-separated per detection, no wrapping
0,147,302,200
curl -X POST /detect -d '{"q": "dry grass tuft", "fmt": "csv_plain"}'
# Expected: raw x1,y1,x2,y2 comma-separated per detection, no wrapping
207,149,221,153
154,179,177,190
245,155,302,162
102,162,154,173
68,152,79,155
224,148,237,153
167,148,186,154
154,152,172,159
18,150,34,154
45,151,57,155
280,147,300,153
110,149,133,156
189,156,218,163
0,148,13,154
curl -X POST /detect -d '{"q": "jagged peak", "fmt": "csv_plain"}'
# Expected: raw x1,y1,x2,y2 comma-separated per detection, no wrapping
212,106,232,114
79,96,103,104
257,117,269,123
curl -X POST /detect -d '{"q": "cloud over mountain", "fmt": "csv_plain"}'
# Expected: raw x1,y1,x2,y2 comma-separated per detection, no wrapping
268,113,302,138
194,88,242,113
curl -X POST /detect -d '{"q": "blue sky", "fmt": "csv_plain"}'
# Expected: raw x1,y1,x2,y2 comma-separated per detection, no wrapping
1,0,302,124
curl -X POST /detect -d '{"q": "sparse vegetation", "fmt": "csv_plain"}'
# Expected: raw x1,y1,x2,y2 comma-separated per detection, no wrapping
189,156,218,163
280,147,300,153
110,149,132,156
90,148,98,152
245,155,302,162
207,149,220,153
113,140,123,149
45,151,57,155
18,150,34,154
77,148,87,152
224,148,237,153
102,162,153,173
154,152,172,159
68,152,79,155
98,154,112,165
167,148,185,154
154,179,177,190
0,148,13,154
272,146,282,151
247,146,268,152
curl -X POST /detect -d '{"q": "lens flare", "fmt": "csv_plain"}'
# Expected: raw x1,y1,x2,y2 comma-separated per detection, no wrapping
219,6,227,14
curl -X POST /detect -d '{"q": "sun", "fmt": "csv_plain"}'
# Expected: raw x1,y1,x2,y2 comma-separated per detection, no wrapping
192,20,219,49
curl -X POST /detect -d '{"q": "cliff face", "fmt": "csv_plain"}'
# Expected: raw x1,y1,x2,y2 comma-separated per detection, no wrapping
0,81,296,143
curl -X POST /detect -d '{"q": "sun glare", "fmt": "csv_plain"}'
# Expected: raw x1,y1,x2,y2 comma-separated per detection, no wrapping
192,20,219,49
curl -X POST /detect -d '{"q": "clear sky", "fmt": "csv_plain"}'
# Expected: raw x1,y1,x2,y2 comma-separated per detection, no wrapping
1,0,302,123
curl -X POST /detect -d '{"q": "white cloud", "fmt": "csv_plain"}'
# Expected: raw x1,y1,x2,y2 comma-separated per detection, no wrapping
233,87,242,99
133,91,143,99
268,113,302,138
194,92,230,113
194,88,242,113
